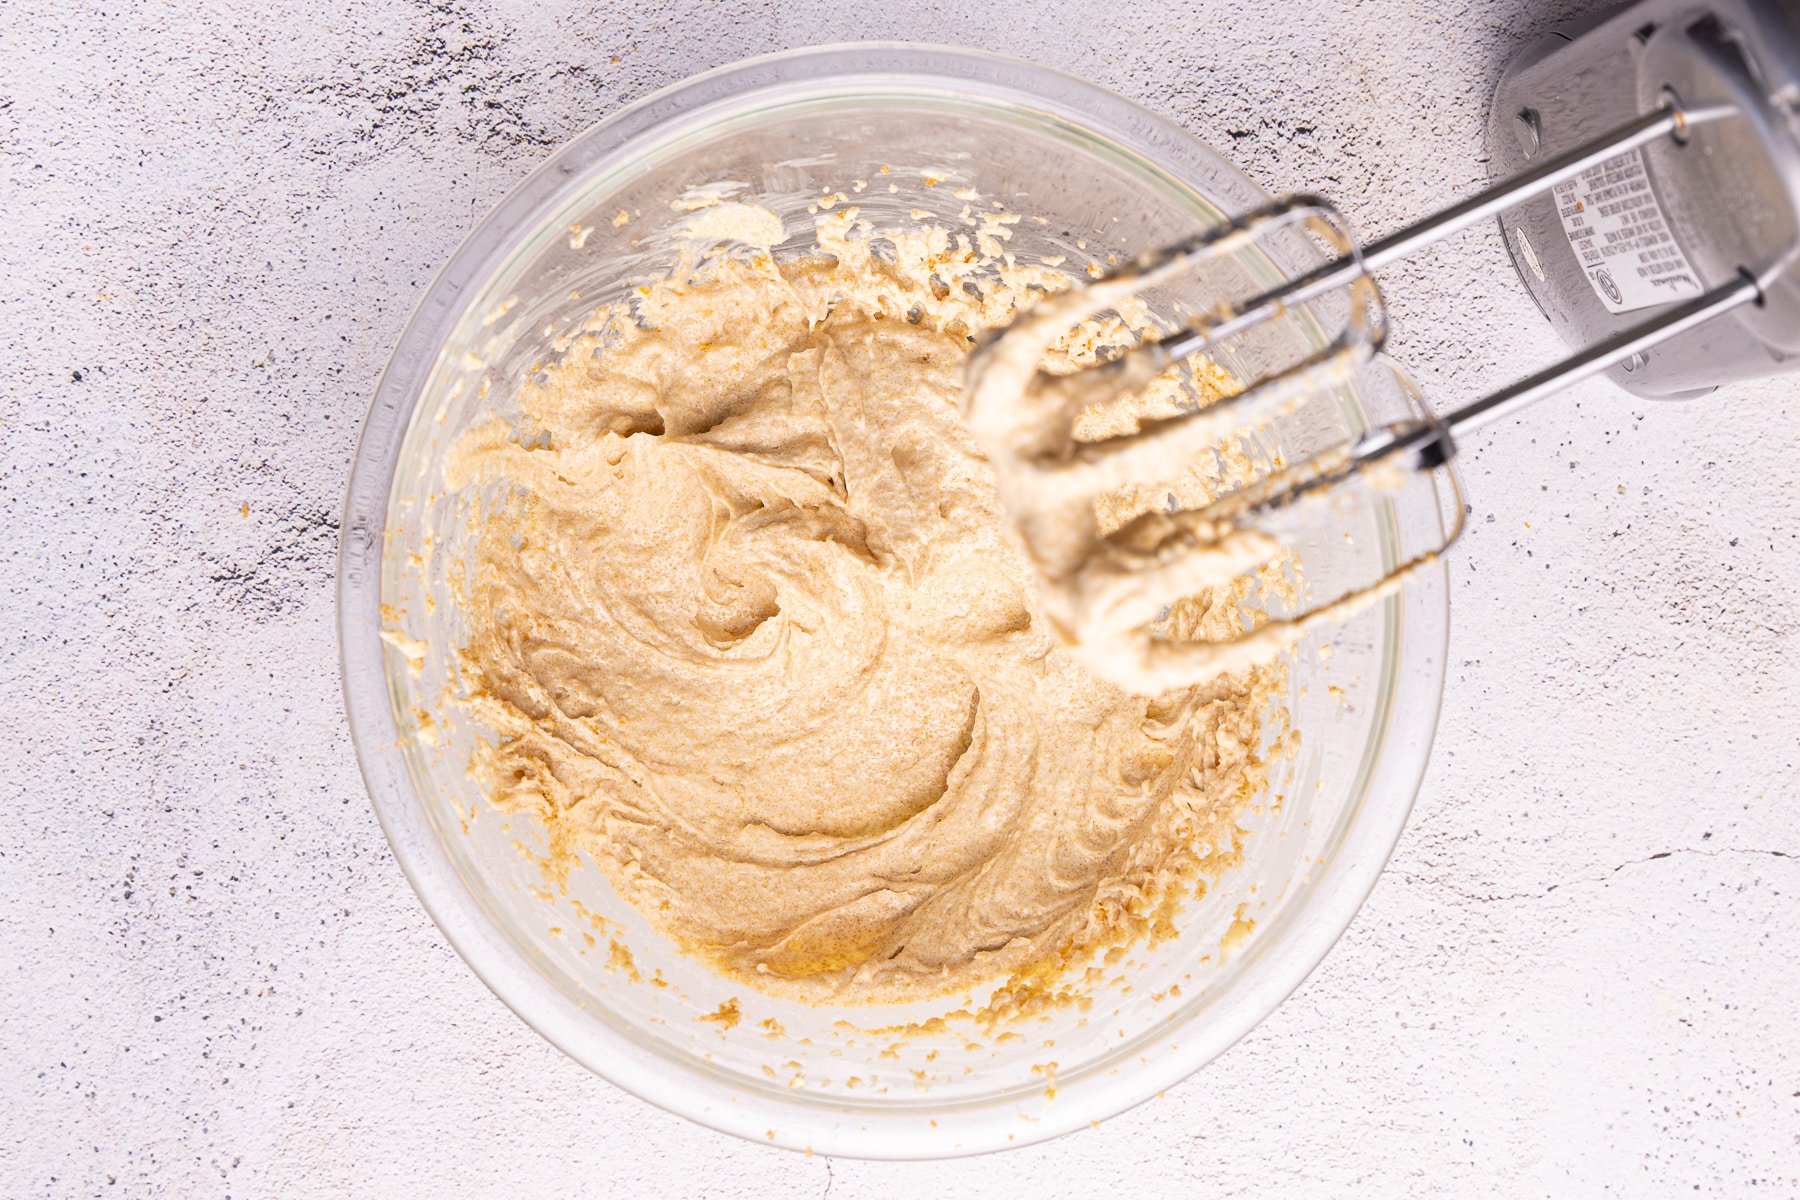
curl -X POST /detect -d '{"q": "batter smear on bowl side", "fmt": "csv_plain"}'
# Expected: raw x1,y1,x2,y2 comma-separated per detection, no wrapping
444,204,1289,1005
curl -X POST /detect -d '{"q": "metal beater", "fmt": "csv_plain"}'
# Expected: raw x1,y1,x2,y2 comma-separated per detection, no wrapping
964,0,1800,694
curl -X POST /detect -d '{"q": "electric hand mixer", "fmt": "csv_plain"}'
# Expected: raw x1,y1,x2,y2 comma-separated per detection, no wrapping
963,0,1800,694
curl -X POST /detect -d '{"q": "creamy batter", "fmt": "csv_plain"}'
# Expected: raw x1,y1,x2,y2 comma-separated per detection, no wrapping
446,207,1285,1004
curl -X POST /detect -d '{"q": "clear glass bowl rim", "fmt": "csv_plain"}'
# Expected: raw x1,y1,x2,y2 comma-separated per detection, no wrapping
336,41,1450,1159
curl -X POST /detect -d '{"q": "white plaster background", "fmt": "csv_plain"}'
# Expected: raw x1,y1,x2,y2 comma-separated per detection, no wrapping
3,0,1796,1195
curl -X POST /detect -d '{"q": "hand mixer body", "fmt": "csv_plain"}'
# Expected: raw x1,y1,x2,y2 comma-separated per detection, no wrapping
1491,0,1800,399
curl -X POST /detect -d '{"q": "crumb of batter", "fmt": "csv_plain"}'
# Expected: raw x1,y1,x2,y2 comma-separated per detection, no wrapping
444,203,1287,1007
699,998,742,1030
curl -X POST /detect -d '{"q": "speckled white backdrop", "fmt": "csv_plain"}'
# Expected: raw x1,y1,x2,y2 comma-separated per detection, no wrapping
4,0,1796,1195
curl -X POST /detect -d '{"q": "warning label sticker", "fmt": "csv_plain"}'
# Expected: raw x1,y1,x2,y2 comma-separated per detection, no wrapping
1553,149,1702,314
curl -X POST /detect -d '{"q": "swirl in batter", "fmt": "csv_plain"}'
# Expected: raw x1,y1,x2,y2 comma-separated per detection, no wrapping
446,210,1284,1004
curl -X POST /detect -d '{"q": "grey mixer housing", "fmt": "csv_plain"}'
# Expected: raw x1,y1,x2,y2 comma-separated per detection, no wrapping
1490,0,1800,399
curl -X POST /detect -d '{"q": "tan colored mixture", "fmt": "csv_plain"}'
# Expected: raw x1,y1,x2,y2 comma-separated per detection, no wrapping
446,207,1285,1004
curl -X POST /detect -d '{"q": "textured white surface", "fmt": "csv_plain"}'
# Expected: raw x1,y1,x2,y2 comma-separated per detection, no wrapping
4,0,1797,1195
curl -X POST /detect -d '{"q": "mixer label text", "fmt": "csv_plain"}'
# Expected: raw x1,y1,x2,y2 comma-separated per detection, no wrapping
1552,149,1702,314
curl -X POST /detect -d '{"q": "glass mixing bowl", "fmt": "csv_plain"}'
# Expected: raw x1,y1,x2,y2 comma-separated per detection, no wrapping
338,44,1452,1158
